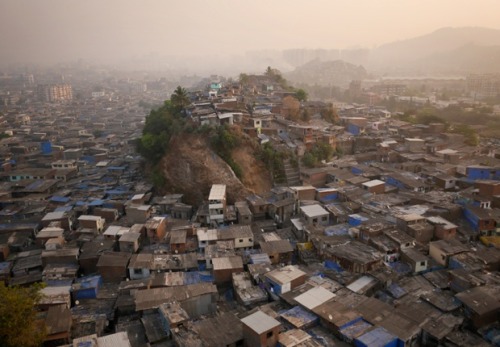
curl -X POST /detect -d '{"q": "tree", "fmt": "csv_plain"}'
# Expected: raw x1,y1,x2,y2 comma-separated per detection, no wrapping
282,96,301,121
321,105,339,124
258,143,286,183
301,142,334,168
449,124,479,146
170,86,190,115
136,101,185,165
239,73,249,85
302,152,317,168
264,66,287,87
295,89,308,102
301,109,311,122
0,283,46,347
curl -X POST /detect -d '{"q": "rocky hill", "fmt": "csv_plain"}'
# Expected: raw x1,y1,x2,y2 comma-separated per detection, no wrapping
159,131,271,206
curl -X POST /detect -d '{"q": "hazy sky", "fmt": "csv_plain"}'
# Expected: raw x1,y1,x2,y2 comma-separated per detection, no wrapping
1,0,500,65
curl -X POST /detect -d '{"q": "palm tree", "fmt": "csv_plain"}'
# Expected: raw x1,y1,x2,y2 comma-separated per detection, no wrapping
170,86,190,115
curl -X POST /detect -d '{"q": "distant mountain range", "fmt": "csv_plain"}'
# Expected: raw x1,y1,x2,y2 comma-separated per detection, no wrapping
368,27,500,74
282,27,500,78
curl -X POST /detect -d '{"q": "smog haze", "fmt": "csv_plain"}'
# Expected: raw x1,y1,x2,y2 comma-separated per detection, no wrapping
2,0,500,73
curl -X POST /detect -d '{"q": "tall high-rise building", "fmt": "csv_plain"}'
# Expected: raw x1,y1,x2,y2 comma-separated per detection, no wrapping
37,84,73,102
467,74,500,99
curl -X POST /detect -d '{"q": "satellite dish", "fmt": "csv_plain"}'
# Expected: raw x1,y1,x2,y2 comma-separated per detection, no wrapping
75,300,80,305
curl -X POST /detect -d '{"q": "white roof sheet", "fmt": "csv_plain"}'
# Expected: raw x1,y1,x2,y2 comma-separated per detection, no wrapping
98,332,132,347
300,204,328,217
346,275,376,293
197,228,218,242
265,265,306,285
294,286,336,310
241,310,280,334
362,179,385,188
209,184,226,200
78,215,102,221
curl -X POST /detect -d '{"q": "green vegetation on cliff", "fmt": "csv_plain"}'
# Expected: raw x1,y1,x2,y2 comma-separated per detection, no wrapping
135,99,185,164
302,142,335,168
0,283,46,347
257,143,287,184
210,124,243,179
137,88,247,186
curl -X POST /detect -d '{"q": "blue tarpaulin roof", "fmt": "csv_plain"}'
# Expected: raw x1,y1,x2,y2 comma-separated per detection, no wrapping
340,319,372,340
388,261,412,274
50,196,71,203
386,282,407,299
25,180,46,190
324,224,350,236
81,156,95,163
281,306,318,327
355,326,398,347
324,260,344,272
88,200,104,206
0,261,12,272
54,206,73,212
74,275,102,289
105,190,129,195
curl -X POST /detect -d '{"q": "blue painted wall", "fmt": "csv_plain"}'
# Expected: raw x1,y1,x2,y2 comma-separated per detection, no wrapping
466,167,500,181
463,207,480,231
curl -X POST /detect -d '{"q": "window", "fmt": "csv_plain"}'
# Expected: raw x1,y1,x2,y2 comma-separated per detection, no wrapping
420,261,426,267
248,238,253,243
133,269,142,275
239,239,243,243
266,331,273,338
322,216,327,221
312,218,318,223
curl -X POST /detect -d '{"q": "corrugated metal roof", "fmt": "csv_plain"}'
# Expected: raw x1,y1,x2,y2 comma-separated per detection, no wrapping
294,286,336,310
346,276,376,293
241,310,280,334
265,265,306,285
300,204,328,217
98,331,132,347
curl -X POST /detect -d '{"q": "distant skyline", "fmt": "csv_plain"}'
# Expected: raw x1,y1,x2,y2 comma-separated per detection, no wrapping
1,0,500,66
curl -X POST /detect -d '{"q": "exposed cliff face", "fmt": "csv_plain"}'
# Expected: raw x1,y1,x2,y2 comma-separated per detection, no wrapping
159,132,271,206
